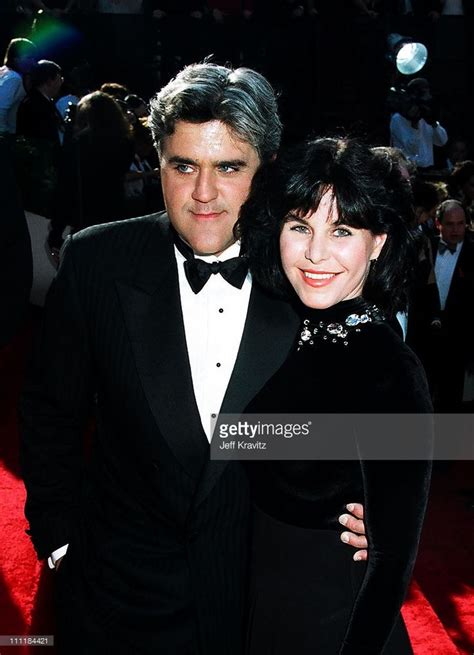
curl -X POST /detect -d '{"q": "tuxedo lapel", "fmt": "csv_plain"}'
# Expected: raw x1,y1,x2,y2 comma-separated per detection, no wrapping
221,286,300,415
194,285,299,507
116,215,208,480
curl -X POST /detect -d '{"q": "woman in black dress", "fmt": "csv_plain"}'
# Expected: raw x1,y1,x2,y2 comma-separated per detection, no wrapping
238,137,433,654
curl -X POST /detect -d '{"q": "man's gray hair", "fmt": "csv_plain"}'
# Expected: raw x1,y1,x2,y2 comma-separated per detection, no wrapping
149,62,282,163
436,198,465,223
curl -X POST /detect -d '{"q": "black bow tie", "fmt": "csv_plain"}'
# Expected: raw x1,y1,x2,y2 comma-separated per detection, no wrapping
172,229,248,294
438,242,457,255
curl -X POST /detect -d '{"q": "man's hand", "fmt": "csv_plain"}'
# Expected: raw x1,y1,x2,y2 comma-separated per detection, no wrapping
338,503,368,561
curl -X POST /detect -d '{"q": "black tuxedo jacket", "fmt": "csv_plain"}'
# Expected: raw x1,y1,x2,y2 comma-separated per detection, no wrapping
20,212,299,654
431,235,474,338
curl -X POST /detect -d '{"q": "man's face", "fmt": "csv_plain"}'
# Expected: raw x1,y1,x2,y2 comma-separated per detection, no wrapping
159,120,261,256
49,73,63,99
438,206,466,246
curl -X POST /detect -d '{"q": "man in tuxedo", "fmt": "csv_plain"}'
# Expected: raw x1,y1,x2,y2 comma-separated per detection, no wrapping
432,199,474,409
16,59,64,146
20,62,367,655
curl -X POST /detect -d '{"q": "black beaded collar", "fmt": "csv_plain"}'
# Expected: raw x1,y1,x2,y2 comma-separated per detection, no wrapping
297,297,385,350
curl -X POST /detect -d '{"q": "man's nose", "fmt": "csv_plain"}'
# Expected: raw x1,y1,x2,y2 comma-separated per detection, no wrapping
192,170,218,204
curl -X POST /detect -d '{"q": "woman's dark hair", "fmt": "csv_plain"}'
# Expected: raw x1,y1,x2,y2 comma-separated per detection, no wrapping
75,91,132,140
237,137,416,317
99,82,130,101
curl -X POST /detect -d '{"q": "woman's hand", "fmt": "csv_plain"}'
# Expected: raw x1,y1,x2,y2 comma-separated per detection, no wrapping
339,503,368,561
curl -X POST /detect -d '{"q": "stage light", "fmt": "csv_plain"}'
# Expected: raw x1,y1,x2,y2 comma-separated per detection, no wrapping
387,33,428,75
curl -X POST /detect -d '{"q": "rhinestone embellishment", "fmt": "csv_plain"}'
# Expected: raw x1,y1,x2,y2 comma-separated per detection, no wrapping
297,304,384,350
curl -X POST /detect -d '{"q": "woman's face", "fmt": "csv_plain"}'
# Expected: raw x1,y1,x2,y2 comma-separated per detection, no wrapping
279,190,387,309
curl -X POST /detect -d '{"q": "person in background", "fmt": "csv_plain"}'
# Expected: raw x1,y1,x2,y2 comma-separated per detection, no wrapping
413,178,444,237
17,59,64,146
448,160,474,228
0,38,37,135
99,81,130,101
390,78,448,170
406,179,443,387
446,136,470,171
56,63,92,121
124,117,161,216
48,90,134,255
15,59,64,216
431,199,474,410
125,93,149,119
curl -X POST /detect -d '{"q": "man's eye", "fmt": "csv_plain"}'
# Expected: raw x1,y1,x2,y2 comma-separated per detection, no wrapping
218,164,239,173
175,164,193,174
333,227,352,237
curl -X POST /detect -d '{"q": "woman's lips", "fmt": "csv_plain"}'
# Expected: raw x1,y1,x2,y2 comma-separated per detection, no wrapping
300,269,341,287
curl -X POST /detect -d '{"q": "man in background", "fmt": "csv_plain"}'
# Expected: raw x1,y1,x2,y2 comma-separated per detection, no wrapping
390,78,448,170
431,199,474,409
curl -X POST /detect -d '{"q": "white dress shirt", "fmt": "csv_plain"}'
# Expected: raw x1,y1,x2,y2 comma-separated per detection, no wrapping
176,240,252,440
434,240,462,310
49,239,252,568
390,113,448,168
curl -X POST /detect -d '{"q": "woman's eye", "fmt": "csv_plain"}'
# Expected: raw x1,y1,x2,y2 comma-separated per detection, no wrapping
289,224,310,234
333,227,352,237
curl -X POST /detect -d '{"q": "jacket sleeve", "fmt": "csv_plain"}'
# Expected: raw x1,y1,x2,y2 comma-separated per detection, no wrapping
339,351,433,655
431,122,448,147
20,235,94,559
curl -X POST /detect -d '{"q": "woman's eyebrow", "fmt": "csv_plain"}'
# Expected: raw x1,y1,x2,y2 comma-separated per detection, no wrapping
285,212,308,223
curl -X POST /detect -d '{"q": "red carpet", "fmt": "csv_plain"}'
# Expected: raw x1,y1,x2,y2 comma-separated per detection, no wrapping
1,320,473,654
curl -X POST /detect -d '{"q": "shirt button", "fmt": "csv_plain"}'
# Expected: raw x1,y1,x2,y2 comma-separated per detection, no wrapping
211,413,217,419
216,362,221,368
219,308,224,313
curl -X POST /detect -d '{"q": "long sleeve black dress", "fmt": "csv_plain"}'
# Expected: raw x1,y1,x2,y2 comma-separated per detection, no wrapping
244,296,433,655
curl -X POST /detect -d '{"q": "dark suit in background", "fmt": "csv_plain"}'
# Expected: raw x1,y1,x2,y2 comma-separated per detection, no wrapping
0,136,32,348
16,88,62,146
20,212,298,654
431,234,474,409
